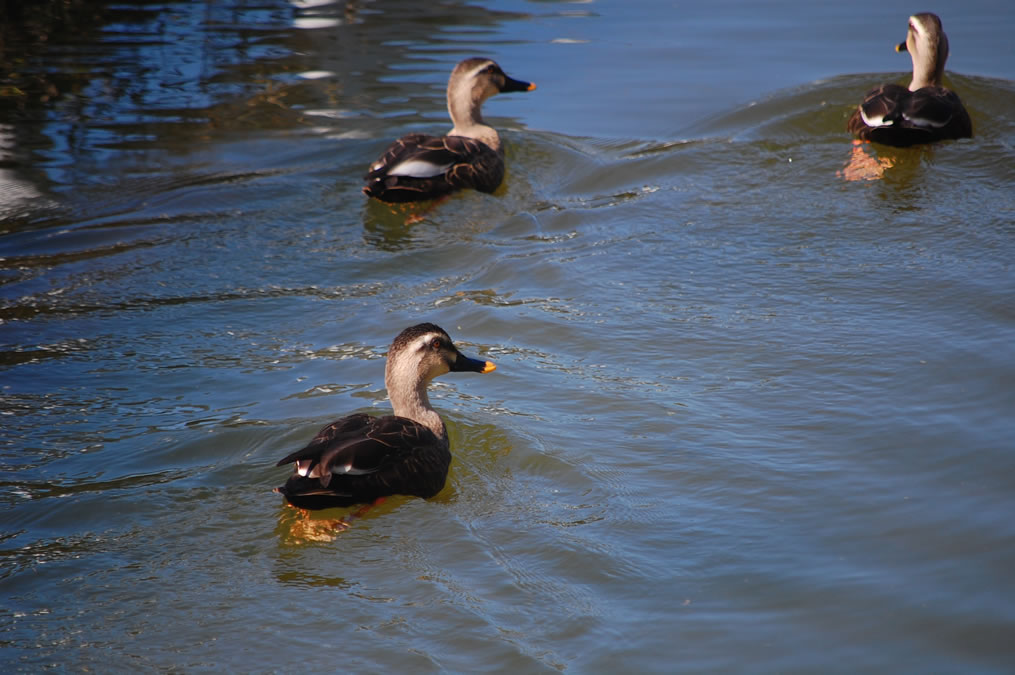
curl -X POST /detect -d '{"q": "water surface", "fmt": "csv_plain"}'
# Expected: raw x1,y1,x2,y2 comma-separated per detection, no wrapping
2,0,1014,672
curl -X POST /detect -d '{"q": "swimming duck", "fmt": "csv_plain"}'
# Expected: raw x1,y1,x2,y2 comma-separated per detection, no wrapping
275,323,496,510
847,13,972,146
363,58,536,203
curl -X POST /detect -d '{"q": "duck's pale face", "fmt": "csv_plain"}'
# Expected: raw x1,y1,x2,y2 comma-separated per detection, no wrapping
409,332,455,381
905,16,932,62
465,61,503,104
403,331,495,380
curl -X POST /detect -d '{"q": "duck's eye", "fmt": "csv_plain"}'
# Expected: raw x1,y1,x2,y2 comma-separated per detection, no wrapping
430,338,442,350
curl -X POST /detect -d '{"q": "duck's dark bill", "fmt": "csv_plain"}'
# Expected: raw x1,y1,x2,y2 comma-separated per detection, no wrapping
502,76,536,93
896,41,908,52
452,355,497,373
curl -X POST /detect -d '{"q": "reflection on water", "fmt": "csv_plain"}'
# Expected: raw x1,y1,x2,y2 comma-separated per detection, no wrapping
3,0,1015,672
839,140,896,181
274,494,394,544
276,505,353,543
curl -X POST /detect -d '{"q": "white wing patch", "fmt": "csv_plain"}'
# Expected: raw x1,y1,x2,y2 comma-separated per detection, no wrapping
388,159,453,178
337,463,373,476
902,113,948,128
860,109,890,127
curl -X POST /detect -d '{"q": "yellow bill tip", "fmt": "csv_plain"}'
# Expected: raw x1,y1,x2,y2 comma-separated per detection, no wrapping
481,361,497,374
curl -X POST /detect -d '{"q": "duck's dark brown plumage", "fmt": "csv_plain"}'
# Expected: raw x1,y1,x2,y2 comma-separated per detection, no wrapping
275,323,495,510
363,58,535,203
364,133,505,202
275,413,451,510
847,13,971,147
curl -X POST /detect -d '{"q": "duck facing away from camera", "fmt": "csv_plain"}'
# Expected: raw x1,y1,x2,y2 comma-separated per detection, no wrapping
363,58,536,203
847,12,972,147
274,323,495,510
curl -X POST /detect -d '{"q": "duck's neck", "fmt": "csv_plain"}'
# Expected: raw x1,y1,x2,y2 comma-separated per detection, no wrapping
385,370,447,443
909,38,947,91
447,87,501,151
910,59,942,91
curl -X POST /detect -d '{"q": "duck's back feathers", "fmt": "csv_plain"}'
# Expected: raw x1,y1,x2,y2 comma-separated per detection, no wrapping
275,412,451,510
848,83,972,147
363,133,504,203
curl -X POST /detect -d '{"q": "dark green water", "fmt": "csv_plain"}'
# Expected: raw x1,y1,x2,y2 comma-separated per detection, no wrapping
2,0,1014,671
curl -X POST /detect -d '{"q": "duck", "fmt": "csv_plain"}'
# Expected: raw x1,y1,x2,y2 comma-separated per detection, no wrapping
275,323,496,510
847,12,972,147
363,58,536,203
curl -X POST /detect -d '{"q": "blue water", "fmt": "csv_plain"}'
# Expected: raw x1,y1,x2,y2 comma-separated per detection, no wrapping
2,0,1014,671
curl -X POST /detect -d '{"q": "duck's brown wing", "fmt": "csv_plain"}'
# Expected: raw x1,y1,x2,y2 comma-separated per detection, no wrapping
275,413,375,472
363,133,504,203
275,413,452,509
848,83,909,137
902,86,972,140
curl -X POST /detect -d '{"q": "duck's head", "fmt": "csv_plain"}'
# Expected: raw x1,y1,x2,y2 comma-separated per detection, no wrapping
446,58,535,128
897,12,949,90
385,323,496,391
449,58,536,106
